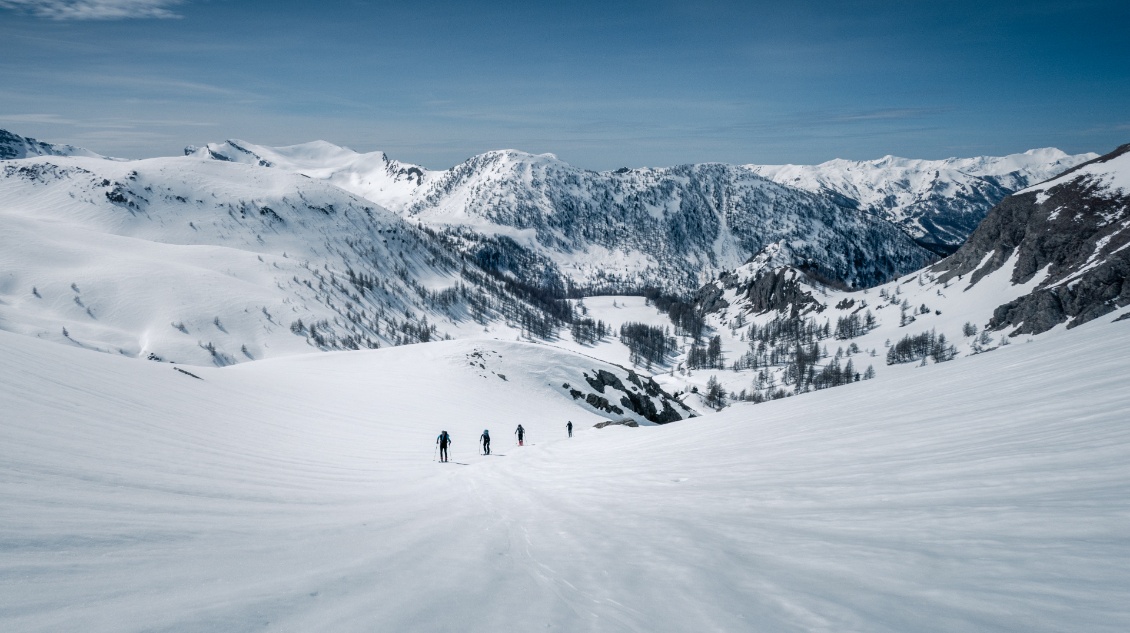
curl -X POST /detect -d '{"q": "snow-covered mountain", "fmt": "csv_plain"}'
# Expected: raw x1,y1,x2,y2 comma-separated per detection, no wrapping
2,128,1120,399
0,149,604,369
185,139,434,212
0,128,106,160
192,140,936,294
749,148,1096,252
933,143,1130,334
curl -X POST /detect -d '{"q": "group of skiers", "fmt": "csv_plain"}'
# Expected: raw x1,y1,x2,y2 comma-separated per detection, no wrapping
435,421,574,462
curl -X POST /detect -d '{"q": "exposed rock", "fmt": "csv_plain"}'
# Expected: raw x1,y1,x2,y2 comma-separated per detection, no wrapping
585,393,624,416
593,419,640,429
571,366,694,424
728,268,823,316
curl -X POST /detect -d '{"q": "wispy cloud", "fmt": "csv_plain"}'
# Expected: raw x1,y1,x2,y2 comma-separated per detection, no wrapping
0,113,79,125
829,108,950,123
0,0,184,20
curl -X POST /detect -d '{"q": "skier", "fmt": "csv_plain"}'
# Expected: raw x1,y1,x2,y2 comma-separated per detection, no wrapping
480,429,491,455
566,420,573,438
436,430,452,462
515,424,526,446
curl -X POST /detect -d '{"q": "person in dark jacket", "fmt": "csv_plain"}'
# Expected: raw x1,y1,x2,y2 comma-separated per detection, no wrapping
436,430,452,462
566,421,573,438
515,424,525,446
480,429,491,455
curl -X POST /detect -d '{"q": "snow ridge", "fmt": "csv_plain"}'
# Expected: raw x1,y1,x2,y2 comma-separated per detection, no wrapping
0,129,105,160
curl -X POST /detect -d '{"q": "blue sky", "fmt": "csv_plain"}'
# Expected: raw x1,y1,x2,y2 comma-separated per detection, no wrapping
0,0,1126,169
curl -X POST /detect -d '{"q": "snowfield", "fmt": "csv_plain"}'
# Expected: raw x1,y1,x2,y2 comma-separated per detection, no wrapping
3,311,1129,631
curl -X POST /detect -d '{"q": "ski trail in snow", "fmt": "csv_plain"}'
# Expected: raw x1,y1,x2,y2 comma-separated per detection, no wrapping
462,447,649,628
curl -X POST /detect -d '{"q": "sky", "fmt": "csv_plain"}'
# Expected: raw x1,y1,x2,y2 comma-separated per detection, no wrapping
0,0,1127,170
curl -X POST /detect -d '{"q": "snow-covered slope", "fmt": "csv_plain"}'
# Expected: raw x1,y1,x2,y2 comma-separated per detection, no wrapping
749,148,1096,251
0,128,105,160
2,302,1128,631
191,138,1093,293
0,152,578,366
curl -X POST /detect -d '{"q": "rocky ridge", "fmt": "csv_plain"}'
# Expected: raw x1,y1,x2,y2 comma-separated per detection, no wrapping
933,143,1130,334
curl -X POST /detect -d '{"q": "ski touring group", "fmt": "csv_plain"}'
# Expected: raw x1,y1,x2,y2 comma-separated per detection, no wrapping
435,421,574,462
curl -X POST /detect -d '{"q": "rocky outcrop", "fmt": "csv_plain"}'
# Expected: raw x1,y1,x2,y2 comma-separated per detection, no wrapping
566,368,694,424
730,268,823,316
593,419,640,429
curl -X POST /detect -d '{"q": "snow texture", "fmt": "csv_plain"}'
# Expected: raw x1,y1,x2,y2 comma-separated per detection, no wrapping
2,308,1129,631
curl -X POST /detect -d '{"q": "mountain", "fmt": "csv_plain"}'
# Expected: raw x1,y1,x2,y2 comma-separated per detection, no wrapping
665,143,1128,406
0,129,106,160
4,133,1130,630
192,141,937,294
185,139,434,212
5,128,1121,401
0,150,593,369
932,143,1130,334
748,148,1096,253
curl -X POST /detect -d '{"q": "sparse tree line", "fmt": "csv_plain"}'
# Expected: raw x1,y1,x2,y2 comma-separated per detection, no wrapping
885,329,957,365
712,312,878,406
571,318,610,345
619,322,677,368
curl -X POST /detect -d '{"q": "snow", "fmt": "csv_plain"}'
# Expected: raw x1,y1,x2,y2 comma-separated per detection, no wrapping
3,131,1128,629
3,301,1130,631
1022,149,1130,198
187,139,436,213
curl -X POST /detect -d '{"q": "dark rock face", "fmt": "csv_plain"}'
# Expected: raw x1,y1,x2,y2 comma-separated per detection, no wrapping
720,268,823,316
934,143,1130,335
575,369,693,424
594,419,640,429
585,393,624,416
693,284,730,314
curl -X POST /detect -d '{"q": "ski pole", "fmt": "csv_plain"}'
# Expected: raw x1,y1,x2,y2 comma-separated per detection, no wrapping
433,444,438,461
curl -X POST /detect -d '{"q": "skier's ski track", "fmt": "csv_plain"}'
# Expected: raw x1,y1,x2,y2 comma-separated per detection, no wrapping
466,450,650,629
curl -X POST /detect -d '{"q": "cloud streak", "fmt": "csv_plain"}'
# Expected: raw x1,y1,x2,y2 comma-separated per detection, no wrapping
0,113,79,125
0,0,184,20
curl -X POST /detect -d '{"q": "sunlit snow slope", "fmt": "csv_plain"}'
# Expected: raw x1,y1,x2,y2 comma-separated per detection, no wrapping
0,153,576,366
3,315,1128,631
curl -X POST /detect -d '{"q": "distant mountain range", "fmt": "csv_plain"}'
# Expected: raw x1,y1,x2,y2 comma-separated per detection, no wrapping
1,128,1120,376
748,148,1095,253
191,138,1092,295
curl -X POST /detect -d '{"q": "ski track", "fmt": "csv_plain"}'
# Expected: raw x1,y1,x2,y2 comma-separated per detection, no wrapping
2,317,1130,631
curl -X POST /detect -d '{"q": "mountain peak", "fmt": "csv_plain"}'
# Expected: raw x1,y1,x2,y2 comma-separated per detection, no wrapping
0,129,104,160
